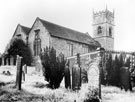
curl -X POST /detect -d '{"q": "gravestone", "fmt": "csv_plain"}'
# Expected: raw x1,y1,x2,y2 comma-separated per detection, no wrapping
87,59,99,87
6,58,8,65
72,54,81,91
16,55,23,90
64,60,71,89
23,64,27,74
35,56,43,75
2,57,4,65
10,57,14,65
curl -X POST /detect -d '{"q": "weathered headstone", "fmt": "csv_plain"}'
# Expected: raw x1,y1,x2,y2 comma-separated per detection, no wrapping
64,60,71,89
16,55,23,90
10,57,14,65
87,60,99,87
23,64,27,74
35,56,43,75
72,54,81,91
2,57,4,65
6,58,8,65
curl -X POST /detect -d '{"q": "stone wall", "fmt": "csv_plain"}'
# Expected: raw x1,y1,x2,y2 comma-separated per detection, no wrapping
13,25,28,43
28,18,50,56
50,36,95,57
95,37,114,50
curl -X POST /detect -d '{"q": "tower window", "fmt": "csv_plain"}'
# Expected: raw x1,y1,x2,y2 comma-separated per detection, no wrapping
97,26,102,34
109,27,112,37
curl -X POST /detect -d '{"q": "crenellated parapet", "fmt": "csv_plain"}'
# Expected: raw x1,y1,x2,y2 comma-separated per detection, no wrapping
93,8,114,18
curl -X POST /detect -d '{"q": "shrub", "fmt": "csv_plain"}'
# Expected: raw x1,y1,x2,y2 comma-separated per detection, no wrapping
6,39,32,66
40,47,65,89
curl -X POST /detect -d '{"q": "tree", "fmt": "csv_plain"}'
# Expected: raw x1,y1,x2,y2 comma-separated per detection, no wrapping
6,39,32,66
106,53,113,85
40,47,65,89
125,57,130,68
119,53,124,68
113,55,120,86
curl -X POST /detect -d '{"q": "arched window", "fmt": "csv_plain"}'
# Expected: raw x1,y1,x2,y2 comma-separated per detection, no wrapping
109,27,112,37
97,26,102,34
34,29,41,56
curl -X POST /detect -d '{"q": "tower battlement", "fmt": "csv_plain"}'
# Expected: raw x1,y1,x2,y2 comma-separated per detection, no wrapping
93,8,114,18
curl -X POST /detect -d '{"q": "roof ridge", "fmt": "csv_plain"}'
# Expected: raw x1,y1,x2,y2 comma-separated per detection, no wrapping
37,17,100,47
19,24,31,29
18,24,31,35
38,17,88,35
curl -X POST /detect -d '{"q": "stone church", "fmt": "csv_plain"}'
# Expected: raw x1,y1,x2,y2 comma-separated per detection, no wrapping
3,8,114,65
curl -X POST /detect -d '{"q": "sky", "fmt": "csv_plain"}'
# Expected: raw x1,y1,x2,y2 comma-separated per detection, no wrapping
0,0,135,53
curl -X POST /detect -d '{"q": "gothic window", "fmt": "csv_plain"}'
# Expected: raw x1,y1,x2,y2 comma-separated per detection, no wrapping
97,26,102,34
82,45,88,53
69,43,73,56
109,27,112,37
34,29,41,56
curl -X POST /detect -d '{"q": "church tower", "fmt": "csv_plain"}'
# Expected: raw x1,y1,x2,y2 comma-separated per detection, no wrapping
93,8,114,50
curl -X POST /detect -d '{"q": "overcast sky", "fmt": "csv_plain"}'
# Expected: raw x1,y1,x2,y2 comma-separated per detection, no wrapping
0,0,135,53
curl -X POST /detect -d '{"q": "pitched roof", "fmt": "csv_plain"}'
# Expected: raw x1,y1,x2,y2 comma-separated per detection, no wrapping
19,24,30,35
38,18,100,47
12,24,30,37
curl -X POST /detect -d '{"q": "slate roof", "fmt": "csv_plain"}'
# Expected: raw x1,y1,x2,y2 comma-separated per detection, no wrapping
38,18,100,47
19,24,30,35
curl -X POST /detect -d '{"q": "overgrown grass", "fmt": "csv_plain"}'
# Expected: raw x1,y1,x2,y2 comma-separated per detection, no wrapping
102,85,135,102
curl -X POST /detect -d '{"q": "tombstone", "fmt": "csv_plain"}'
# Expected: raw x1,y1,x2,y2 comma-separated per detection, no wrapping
35,56,43,74
81,68,88,83
64,60,71,89
22,70,25,81
6,58,9,65
23,64,27,74
87,59,99,88
10,57,14,65
16,55,23,90
72,54,81,91
2,57,4,65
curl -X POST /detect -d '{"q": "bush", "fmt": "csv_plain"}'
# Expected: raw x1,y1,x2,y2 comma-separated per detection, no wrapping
6,39,32,66
40,47,65,89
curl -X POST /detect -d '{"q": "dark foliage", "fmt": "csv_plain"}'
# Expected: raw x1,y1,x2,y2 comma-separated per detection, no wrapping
106,53,113,85
6,39,32,66
113,55,121,86
0,57,2,66
102,52,132,88
40,47,65,89
124,57,130,67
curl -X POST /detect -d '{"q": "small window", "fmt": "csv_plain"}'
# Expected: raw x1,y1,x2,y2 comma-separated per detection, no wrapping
109,27,112,37
97,26,102,34
16,34,21,37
